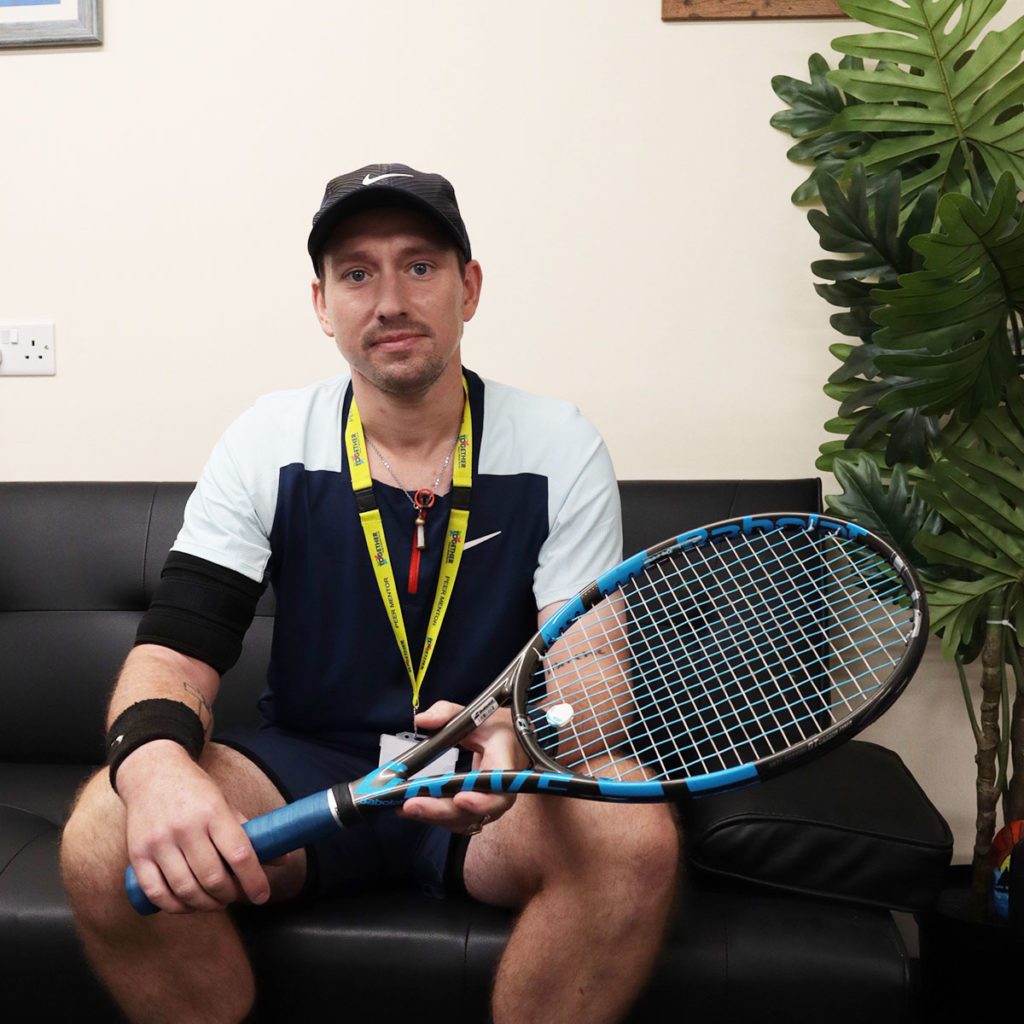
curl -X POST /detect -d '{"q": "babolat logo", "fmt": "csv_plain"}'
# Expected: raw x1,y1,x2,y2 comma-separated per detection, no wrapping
354,761,407,796
350,432,365,466
445,530,462,564
457,434,469,469
372,530,388,566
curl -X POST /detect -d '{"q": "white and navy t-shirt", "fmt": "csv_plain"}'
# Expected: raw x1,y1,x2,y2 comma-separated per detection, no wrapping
172,368,622,749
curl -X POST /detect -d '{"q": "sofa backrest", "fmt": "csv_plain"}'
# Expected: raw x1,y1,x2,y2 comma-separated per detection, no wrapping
0,479,821,765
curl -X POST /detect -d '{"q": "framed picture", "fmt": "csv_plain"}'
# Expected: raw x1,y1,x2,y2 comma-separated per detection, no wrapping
0,0,102,49
663,0,844,19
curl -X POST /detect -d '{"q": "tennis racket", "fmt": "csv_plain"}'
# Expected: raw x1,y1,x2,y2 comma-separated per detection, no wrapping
126,512,927,915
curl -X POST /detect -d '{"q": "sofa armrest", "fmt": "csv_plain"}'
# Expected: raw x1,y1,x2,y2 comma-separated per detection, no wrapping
682,741,952,912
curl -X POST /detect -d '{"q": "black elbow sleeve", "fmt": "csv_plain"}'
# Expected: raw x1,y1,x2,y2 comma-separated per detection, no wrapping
135,552,266,674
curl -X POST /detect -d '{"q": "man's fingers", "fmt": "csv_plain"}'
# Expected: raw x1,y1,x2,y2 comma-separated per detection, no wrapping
180,830,248,907
209,818,270,905
153,845,224,912
452,790,513,822
401,791,512,832
400,795,463,827
405,702,521,833
413,700,463,730
131,857,191,915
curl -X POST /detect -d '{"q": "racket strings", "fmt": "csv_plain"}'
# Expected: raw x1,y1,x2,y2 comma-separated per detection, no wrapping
524,528,917,782
605,531,910,772
624,530,910,765
542,542,904,699
537,578,910,777
541,535,902,677
537,538,906,721
546,633,907,781
532,548,888,777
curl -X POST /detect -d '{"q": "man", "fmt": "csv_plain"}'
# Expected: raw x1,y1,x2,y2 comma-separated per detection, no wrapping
60,164,679,1023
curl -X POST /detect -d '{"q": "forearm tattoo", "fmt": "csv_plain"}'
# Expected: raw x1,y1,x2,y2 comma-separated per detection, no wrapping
182,680,214,739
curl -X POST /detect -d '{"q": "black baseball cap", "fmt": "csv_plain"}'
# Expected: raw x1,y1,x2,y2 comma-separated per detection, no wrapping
308,163,472,273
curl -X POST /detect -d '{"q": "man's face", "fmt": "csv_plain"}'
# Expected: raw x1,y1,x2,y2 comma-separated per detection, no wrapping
312,207,482,397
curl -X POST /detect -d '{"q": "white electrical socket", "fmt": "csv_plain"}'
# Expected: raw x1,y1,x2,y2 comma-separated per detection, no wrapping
0,323,56,376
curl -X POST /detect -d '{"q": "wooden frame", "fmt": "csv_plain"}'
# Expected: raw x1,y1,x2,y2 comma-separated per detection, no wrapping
663,0,844,19
0,0,102,49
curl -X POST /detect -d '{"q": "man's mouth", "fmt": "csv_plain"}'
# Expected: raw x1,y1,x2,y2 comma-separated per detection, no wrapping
365,324,432,350
373,332,423,346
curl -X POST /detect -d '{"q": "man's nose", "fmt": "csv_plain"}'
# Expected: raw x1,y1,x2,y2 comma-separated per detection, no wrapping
374,269,408,320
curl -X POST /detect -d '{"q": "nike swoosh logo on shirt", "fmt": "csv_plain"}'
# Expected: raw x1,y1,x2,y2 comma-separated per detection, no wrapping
362,172,415,186
462,531,502,551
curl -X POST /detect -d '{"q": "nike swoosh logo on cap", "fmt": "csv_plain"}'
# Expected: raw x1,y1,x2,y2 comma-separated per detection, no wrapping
362,172,415,186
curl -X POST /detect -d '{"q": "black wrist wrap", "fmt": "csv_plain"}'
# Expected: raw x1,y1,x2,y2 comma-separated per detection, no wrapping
106,699,205,793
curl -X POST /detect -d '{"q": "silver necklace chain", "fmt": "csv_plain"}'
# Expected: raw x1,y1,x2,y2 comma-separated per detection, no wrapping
364,432,460,510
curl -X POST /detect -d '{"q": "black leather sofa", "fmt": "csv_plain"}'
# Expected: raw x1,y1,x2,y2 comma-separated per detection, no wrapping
0,479,952,1022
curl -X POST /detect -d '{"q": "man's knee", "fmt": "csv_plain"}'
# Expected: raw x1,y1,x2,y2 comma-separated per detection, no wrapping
562,805,680,943
60,770,129,926
585,804,680,896
469,799,680,911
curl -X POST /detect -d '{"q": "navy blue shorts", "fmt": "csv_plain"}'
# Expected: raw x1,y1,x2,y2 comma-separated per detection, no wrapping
215,725,467,900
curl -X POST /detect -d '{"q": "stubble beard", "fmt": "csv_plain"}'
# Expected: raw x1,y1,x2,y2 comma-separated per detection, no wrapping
357,319,457,399
359,353,448,398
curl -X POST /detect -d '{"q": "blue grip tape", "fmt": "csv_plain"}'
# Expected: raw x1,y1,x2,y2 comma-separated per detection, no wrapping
125,790,339,916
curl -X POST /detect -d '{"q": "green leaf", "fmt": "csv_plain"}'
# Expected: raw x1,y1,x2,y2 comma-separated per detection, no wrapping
919,573,1002,658
825,414,865,435
948,448,1024,514
810,169,938,287
916,530,1012,575
828,343,880,383
830,0,1024,207
827,453,940,563
816,443,888,473
971,380,1024,461
805,168,944,462
911,433,1024,655
871,173,1024,418
927,456,1024,546
815,279,884,341
810,169,898,278
770,54,878,204
823,363,941,465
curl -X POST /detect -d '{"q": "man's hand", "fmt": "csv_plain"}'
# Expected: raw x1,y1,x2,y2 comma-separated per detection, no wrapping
116,740,271,914
398,700,526,834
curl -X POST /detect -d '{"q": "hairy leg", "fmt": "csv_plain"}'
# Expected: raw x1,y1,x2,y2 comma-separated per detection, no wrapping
60,744,306,1024
463,798,679,1024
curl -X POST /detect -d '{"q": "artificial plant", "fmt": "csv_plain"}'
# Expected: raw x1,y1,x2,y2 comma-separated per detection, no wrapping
772,0,1024,893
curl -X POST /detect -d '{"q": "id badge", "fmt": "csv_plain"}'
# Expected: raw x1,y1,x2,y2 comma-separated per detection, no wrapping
378,732,459,781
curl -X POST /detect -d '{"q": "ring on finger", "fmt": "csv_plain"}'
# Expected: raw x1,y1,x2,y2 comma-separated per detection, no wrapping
464,814,491,837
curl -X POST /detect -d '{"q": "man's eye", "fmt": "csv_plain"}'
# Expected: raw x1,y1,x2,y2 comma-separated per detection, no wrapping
345,269,368,283
411,263,431,277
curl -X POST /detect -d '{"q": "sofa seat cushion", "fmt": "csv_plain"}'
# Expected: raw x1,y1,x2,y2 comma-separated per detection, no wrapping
242,877,913,1023
0,801,914,1023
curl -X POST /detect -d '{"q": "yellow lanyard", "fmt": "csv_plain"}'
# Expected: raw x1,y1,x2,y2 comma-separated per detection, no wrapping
344,379,472,714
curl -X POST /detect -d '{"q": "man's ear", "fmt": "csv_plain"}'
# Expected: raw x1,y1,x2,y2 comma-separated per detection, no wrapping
462,259,483,322
311,277,335,337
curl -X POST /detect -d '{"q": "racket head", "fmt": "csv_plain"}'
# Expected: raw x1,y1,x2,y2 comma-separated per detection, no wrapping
508,513,927,796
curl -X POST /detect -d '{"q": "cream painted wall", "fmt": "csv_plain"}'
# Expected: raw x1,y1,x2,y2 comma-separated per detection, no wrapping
2,1,1003,858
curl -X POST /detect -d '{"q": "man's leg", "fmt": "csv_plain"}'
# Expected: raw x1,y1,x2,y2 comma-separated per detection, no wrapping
463,797,679,1024
60,743,306,1024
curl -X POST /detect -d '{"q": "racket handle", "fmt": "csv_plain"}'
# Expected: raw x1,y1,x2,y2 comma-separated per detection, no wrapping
125,789,342,916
